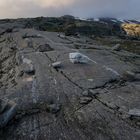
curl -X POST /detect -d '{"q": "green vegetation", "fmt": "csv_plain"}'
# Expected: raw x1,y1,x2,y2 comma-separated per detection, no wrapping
23,16,123,37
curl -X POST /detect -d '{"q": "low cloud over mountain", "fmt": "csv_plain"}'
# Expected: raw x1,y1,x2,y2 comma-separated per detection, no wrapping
0,0,139,19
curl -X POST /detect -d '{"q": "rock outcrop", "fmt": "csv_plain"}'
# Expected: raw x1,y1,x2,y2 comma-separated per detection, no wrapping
0,19,140,140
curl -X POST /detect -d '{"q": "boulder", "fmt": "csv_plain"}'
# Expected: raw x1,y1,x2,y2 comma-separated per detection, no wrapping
57,34,66,39
37,44,53,52
79,97,93,104
69,52,89,64
22,58,35,75
23,63,35,75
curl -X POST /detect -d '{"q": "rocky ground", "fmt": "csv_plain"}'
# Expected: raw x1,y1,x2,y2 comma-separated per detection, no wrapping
0,27,140,140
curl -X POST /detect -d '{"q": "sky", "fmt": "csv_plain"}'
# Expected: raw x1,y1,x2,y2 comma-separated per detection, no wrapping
0,0,139,19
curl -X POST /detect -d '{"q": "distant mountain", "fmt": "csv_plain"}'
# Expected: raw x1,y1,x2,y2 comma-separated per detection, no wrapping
86,17,140,24
0,16,139,39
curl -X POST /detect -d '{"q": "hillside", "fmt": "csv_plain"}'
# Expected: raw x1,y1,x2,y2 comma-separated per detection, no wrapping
0,16,125,35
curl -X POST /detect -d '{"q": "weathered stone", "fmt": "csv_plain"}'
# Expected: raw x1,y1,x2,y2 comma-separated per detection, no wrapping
21,57,35,75
69,52,89,64
57,34,66,39
81,90,95,97
22,33,43,39
128,109,140,117
112,44,121,51
52,61,62,69
47,104,61,114
89,89,100,96
79,97,93,104
122,71,136,81
37,44,53,52
81,90,90,96
23,63,35,75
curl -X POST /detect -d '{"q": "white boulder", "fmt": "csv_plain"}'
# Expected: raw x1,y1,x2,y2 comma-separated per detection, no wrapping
69,52,89,64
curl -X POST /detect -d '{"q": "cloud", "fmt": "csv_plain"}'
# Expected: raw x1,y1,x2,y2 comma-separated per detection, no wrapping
36,0,75,7
0,0,139,19
0,0,74,18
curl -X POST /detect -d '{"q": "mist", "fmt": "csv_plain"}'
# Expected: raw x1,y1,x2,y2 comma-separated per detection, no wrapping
0,0,139,19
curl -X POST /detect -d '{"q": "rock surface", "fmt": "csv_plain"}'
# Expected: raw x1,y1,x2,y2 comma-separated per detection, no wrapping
0,26,140,140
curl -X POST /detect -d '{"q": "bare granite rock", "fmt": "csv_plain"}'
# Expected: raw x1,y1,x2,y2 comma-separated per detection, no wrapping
0,27,139,140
